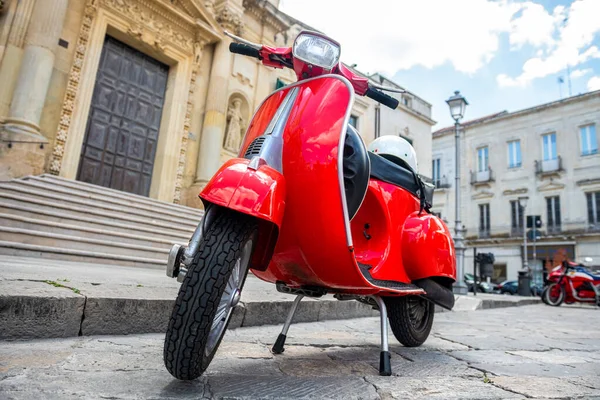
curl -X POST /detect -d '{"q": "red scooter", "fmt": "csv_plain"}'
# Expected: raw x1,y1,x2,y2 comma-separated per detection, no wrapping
544,258,600,307
164,30,456,380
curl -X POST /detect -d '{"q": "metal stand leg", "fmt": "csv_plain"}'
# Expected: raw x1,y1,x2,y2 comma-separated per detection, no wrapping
372,296,392,376
272,294,304,354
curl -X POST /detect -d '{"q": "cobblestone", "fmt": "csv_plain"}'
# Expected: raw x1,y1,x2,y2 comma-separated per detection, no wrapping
1,304,599,399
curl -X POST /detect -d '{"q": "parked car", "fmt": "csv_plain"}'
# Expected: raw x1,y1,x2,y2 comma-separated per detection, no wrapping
498,280,518,295
498,280,543,296
464,274,500,293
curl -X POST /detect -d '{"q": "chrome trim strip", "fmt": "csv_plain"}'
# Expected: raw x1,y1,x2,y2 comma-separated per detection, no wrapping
334,75,357,248
248,156,262,171
258,87,299,173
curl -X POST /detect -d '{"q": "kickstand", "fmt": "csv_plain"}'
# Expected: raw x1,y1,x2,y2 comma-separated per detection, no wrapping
372,296,391,376
272,294,304,354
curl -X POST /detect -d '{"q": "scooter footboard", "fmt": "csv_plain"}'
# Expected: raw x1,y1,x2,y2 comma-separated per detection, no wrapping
401,212,456,283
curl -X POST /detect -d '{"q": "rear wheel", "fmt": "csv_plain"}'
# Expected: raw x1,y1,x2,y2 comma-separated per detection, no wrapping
384,296,434,347
544,283,565,306
164,211,257,380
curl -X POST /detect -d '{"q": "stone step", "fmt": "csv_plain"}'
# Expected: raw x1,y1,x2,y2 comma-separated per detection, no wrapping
34,174,203,216
0,241,164,268
0,183,198,228
0,201,192,240
0,193,197,235
0,227,169,261
23,175,204,220
0,213,186,249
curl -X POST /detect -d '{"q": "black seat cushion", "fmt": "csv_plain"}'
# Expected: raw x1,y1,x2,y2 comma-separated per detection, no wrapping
342,126,370,220
368,152,433,208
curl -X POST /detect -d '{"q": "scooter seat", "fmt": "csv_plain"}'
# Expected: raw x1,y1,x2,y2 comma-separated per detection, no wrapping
368,152,434,206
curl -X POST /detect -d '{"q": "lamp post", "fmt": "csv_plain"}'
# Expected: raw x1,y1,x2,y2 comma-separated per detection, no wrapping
518,196,529,272
446,91,468,295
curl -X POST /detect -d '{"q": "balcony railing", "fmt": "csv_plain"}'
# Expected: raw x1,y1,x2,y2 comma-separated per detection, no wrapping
547,225,562,235
470,167,494,185
535,156,563,175
478,229,491,238
510,227,524,237
434,176,451,189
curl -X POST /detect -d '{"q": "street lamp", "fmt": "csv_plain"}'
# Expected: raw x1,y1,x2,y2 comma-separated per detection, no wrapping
518,196,529,271
446,91,469,295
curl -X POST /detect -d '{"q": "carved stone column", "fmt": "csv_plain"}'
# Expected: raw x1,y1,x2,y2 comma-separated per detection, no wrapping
1,0,68,142
195,37,233,184
0,0,36,119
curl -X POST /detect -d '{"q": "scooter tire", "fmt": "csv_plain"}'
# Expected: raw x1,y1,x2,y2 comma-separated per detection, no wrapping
384,295,434,348
163,211,257,380
544,283,565,307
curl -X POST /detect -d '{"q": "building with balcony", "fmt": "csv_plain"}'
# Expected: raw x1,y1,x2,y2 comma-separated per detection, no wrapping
431,90,600,284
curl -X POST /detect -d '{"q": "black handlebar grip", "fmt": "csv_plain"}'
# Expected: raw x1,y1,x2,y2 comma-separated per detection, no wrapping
229,42,260,59
365,88,400,110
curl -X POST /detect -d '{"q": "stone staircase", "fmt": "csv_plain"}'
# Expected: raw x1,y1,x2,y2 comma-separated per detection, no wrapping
0,175,203,268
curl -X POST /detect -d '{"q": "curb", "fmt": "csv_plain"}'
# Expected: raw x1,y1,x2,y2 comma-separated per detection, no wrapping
0,280,541,340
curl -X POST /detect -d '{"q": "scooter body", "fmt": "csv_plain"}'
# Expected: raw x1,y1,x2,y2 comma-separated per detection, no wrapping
201,74,455,296
164,30,456,381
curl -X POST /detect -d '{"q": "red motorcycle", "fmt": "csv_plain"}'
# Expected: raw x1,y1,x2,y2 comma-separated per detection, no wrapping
544,258,600,307
164,30,456,380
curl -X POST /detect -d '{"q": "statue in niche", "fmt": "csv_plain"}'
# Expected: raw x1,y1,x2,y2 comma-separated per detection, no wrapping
224,99,245,152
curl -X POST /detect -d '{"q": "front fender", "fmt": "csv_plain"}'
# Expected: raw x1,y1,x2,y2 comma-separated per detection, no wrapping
199,158,286,229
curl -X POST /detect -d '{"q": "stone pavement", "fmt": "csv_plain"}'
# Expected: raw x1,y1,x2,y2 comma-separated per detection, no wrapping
0,255,539,339
2,304,599,399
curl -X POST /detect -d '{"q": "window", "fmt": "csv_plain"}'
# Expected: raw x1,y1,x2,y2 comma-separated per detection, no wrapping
587,191,600,228
479,203,490,237
477,147,489,172
546,196,561,233
508,140,522,168
510,200,524,234
580,124,598,156
542,133,557,161
432,158,441,186
349,115,358,129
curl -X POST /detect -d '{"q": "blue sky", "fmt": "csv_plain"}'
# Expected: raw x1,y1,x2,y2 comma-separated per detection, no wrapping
279,0,600,129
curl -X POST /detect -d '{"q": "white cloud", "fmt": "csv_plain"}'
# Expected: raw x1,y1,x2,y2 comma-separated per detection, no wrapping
279,0,526,75
497,0,600,88
509,2,557,49
588,76,600,91
570,68,593,79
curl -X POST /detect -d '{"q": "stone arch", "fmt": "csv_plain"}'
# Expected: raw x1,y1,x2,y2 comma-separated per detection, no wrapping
223,92,250,153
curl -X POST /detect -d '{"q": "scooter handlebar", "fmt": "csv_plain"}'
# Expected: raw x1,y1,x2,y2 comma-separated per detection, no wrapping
365,87,399,110
229,42,261,59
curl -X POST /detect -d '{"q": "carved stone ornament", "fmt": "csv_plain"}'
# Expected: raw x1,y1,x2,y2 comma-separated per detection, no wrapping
223,99,245,152
216,7,243,35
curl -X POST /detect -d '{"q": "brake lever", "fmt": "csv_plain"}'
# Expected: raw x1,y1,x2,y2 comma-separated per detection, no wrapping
369,82,406,94
224,30,262,50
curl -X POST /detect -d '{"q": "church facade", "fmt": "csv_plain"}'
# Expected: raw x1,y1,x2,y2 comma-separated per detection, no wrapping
0,0,434,209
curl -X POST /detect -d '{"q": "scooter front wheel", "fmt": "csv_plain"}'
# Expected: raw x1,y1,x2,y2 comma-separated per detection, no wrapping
163,211,257,380
544,283,565,306
384,295,434,348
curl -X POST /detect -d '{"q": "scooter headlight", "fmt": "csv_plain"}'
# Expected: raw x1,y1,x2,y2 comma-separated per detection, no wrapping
293,32,341,71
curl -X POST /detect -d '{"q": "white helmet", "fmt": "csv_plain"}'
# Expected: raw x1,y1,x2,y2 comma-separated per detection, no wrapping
368,135,418,173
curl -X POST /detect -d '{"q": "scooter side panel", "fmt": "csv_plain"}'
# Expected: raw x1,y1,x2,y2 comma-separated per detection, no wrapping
401,212,456,282
252,77,370,289
350,181,416,283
